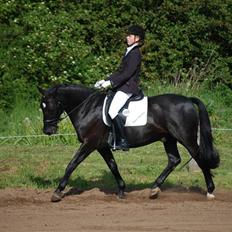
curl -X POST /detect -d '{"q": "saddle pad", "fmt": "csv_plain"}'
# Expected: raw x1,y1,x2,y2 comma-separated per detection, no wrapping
102,96,148,127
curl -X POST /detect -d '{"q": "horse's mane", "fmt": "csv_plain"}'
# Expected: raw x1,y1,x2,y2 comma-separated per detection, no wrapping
48,83,92,92
44,83,97,98
49,84,105,115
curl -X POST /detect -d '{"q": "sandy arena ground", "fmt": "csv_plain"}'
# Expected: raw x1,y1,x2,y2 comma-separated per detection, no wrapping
0,187,232,232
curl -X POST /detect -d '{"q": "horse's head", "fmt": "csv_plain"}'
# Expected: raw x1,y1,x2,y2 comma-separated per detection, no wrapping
38,86,64,135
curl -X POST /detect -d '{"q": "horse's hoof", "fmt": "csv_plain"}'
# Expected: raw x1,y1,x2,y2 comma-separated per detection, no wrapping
206,192,215,200
149,187,161,199
51,191,64,202
117,191,126,199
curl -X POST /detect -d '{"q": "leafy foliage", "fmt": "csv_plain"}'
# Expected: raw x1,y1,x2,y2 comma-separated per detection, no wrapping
0,0,232,111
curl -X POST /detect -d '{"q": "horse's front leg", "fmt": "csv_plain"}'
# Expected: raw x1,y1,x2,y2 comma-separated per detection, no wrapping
51,143,93,202
98,146,126,199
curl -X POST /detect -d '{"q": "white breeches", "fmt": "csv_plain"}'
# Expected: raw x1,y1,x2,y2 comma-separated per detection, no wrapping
108,91,132,119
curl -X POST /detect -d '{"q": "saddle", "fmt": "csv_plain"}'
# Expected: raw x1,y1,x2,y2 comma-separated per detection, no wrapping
102,90,148,150
102,90,148,127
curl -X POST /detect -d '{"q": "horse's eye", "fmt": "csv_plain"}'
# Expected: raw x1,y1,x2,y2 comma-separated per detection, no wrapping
42,102,46,109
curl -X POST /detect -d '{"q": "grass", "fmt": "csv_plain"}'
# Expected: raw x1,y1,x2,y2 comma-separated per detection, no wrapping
0,141,231,191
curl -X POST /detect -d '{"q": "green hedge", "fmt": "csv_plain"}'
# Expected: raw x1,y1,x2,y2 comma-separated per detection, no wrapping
1,0,232,111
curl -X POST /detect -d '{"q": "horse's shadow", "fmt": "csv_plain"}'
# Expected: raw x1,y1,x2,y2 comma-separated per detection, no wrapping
30,171,151,194
30,170,205,197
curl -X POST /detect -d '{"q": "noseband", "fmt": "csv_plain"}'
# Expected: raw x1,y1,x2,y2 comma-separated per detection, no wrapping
43,118,60,127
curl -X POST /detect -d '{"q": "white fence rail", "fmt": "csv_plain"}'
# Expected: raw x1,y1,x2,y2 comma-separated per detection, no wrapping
0,128,231,140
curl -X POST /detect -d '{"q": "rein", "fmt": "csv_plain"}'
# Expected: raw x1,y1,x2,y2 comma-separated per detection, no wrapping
59,103,81,122
178,157,193,171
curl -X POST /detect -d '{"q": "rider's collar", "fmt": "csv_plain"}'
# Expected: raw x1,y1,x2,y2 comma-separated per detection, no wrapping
125,43,139,56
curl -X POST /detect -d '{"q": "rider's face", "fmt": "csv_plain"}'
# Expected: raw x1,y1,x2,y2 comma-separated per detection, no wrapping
126,34,140,46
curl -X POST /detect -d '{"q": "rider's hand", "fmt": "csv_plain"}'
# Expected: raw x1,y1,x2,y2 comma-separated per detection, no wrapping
101,80,111,89
94,80,105,89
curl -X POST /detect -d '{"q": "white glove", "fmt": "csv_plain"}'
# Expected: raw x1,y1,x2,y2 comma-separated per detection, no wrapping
101,80,111,89
94,80,105,89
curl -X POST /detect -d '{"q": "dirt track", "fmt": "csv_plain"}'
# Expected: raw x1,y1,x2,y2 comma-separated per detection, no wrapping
0,188,232,232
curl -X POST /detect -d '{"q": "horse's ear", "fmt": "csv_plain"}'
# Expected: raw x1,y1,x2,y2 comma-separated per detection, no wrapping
38,86,45,95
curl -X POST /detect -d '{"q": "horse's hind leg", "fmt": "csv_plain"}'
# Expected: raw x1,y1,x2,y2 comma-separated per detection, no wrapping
150,136,181,199
202,168,215,200
187,146,216,200
98,147,126,198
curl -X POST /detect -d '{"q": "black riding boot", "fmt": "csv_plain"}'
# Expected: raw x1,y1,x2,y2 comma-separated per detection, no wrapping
112,115,129,151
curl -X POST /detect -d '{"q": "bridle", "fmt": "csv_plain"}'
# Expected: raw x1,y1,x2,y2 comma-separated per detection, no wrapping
43,102,81,127
43,100,64,127
43,91,99,127
43,98,91,127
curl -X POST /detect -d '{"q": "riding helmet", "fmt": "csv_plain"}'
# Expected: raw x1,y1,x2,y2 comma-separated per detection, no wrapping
127,25,145,42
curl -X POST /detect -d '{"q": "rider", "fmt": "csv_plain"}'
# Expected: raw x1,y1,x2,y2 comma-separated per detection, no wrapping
95,24,145,150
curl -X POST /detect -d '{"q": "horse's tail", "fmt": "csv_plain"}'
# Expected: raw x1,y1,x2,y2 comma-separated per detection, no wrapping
190,97,220,169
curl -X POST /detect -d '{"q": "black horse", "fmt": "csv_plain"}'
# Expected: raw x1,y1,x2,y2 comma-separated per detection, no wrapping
39,84,219,202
